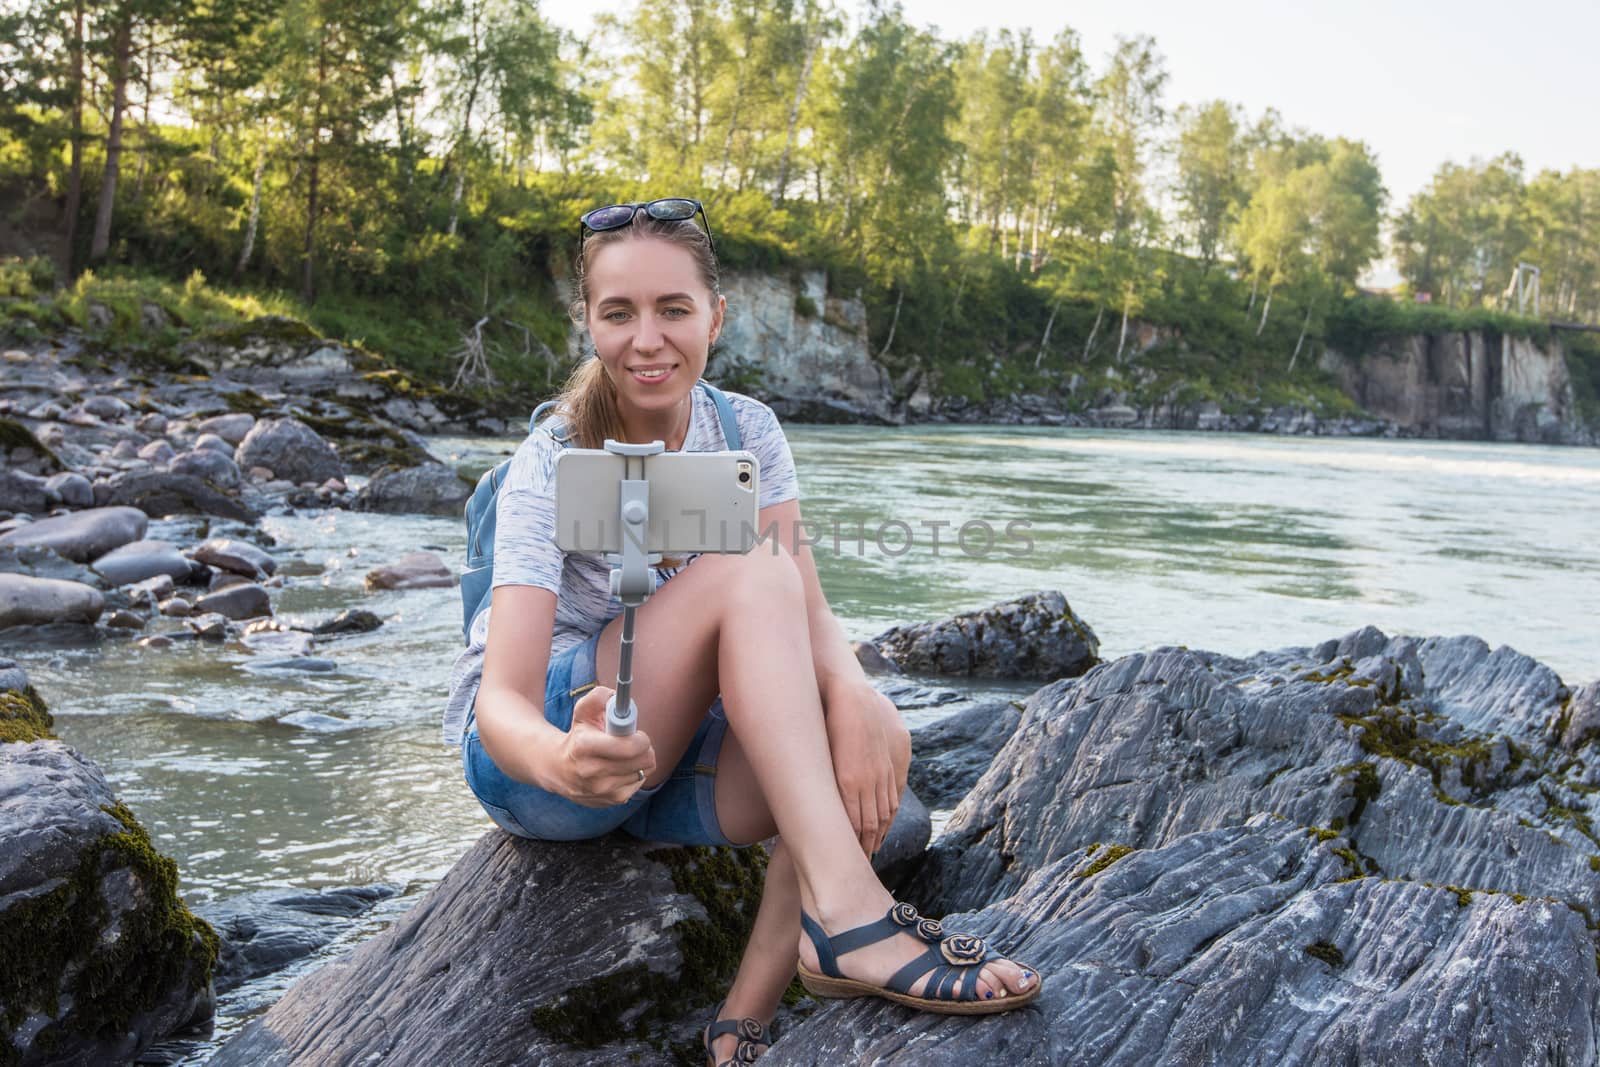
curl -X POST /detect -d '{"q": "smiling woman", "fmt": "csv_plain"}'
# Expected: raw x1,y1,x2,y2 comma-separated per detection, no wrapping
440,200,1045,1066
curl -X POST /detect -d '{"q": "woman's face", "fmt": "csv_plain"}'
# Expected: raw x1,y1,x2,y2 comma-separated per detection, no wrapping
585,236,724,422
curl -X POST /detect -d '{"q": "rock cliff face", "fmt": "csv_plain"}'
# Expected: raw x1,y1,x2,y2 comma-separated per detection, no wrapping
709,269,896,423
1320,332,1592,444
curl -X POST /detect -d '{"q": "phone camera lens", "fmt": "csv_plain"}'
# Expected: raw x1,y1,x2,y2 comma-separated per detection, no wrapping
738,470,751,484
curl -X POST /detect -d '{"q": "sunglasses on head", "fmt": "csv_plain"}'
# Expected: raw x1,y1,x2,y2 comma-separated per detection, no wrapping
578,197,717,259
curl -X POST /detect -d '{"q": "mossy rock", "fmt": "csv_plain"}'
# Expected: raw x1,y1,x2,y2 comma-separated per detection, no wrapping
0,685,54,744
1,729,217,1064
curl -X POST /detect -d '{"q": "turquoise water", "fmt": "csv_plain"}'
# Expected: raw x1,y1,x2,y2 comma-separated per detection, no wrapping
10,426,1599,1056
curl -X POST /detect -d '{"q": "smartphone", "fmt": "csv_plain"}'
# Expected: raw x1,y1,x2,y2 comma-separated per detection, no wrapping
553,449,762,554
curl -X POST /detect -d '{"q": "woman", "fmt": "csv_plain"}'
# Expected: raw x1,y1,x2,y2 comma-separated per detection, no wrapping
443,198,1042,1066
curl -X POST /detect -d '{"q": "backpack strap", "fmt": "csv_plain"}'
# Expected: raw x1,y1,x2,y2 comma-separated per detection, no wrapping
529,399,571,444
698,380,742,450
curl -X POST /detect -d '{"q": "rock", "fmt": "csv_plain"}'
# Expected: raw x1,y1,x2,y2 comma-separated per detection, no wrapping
196,884,398,996
81,394,131,420
209,570,249,592
0,573,106,629
234,418,343,485
139,634,174,649
907,699,1024,809
0,656,28,692
208,834,775,1066
44,471,94,507
92,469,257,522
91,539,198,586
138,438,177,464
186,612,229,639
194,432,234,456
247,466,275,483
352,463,472,516
196,412,256,445
852,640,900,675
0,733,217,1065
243,657,338,674
193,582,271,620
158,597,193,618
0,543,104,586
130,573,177,603
2,417,63,475
190,536,277,579
872,785,930,876
764,813,1598,1066
105,608,146,629
0,468,53,513
110,438,140,459
910,628,1599,928
169,446,242,490
1559,683,1600,750
872,590,1100,680
137,412,169,435
363,551,454,591
872,678,964,710
311,608,383,635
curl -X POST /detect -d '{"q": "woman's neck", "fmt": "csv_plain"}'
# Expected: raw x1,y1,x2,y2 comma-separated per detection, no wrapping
620,395,692,451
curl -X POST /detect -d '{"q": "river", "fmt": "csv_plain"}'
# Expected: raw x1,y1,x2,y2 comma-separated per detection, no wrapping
11,425,1600,1059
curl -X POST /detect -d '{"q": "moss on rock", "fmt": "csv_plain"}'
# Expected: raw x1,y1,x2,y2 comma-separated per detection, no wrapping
1073,843,1134,879
0,686,55,744
527,844,770,1064
0,799,217,1055
1304,941,1345,968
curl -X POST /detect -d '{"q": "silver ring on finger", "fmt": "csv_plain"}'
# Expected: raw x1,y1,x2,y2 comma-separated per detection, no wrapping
637,768,646,784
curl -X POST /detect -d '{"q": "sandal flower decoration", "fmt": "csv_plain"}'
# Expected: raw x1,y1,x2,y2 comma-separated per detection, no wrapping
732,1037,763,1063
939,932,989,966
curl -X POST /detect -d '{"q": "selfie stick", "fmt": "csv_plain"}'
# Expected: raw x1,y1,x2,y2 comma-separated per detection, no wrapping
601,438,665,736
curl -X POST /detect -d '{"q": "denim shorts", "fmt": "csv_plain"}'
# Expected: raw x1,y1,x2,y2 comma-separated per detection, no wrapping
461,630,743,847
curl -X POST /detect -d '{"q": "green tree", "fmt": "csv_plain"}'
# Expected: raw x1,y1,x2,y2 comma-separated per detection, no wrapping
1174,99,1246,270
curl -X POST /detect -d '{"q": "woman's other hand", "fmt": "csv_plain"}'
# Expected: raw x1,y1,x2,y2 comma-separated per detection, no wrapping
554,686,657,807
823,680,913,857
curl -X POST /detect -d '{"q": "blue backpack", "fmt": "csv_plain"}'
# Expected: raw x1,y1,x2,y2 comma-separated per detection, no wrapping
459,379,743,643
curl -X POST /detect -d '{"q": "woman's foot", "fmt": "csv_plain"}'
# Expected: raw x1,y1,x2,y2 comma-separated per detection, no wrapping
797,888,1037,1005
701,998,774,1066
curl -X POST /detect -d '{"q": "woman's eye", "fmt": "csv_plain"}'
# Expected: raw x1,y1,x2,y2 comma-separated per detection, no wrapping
662,307,688,318
603,311,629,322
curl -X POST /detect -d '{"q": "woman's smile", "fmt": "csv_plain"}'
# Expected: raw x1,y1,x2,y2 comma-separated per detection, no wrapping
629,363,676,384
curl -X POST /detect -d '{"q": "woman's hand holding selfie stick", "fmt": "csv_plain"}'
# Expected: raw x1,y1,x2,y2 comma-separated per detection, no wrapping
554,684,655,807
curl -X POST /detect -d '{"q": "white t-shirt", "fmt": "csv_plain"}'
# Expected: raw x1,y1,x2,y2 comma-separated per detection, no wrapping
441,387,800,747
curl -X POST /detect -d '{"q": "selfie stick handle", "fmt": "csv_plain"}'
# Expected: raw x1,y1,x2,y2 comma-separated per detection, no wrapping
602,440,664,737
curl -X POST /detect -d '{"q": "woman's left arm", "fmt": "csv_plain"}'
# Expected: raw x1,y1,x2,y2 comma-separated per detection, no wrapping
762,497,913,857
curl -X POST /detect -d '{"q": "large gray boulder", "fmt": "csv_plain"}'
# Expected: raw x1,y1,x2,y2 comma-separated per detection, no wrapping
0,505,147,562
911,627,1600,926
0,573,105,629
91,469,257,522
193,581,271,620
762,814,1599,1066
352,463,472,515
234,417,343,485
208,834,775,1066
871,590,1100,680
90,539,198,586
0,718,217,1064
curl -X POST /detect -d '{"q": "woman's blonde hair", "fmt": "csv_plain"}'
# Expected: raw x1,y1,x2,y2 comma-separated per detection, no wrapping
547,213,722,450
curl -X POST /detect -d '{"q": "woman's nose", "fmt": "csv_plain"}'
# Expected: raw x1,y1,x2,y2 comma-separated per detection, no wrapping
632,315,664,353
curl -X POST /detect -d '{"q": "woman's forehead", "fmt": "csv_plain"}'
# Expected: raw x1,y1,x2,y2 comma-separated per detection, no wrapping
589,238,706,302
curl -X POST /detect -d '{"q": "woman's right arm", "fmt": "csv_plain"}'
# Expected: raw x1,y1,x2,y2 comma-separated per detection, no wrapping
475,584,566,791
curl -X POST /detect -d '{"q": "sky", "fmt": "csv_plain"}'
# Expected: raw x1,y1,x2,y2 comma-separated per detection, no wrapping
541,0,1600,210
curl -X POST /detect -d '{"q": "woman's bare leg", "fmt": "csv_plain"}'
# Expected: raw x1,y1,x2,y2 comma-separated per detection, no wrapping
592,547,1033,1011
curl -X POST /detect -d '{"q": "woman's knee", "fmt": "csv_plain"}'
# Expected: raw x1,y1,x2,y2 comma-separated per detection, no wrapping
723,540,803,608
